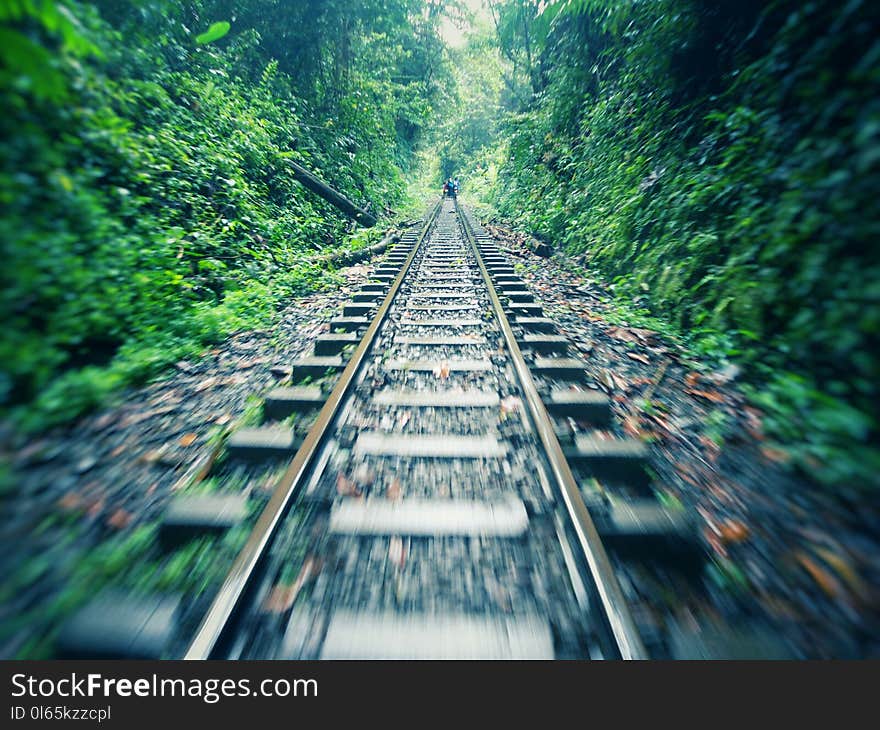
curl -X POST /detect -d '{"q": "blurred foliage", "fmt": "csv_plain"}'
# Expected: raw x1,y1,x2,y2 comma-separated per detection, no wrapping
0,0,451,430
483,0,879,487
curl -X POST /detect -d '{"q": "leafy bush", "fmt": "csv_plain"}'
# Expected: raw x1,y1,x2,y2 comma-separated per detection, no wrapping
1,0,445,431
488,0,880,487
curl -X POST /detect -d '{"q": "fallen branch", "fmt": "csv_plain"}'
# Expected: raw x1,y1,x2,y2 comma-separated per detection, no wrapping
286,159,377,227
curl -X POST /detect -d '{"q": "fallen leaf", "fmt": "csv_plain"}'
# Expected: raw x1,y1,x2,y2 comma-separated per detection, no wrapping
760,445,791,464
261,557,317,614
684,371,701,388
699,435,721,462
388,536,406,569
87,498,105,518
685,388,726,404
57,492,84,512
598,370,616,391
386,478,402,500
703,526,727,558
237,358,266,370
795,551,844,598
90,411,118,433
138,447,169,464
107,508,132,530
194,377,219,392
336,472,360,497
813,547,868,600
433,361,450,379
622,413,643,438
743,406,765,441
626,351,650,365
608,326,659,345
179,433,198,447
719,519,750,544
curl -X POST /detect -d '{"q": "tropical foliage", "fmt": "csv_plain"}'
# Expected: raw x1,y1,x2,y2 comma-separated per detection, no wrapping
1,0,449,429
479,0,879,487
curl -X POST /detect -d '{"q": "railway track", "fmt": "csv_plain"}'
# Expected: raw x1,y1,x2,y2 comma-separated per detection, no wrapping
154,195,716,661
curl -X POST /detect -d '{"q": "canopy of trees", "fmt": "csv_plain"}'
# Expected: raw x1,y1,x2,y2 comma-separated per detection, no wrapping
1,0,451,429
447,0,878,489
3,0,877,488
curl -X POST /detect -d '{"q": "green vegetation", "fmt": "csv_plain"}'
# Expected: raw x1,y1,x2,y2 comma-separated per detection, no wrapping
3,1,878,488
446,0,878,488
1,0,449,430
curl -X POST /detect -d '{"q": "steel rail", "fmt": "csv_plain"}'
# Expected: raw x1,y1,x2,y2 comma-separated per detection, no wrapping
184,199,442,659
455,201,648,660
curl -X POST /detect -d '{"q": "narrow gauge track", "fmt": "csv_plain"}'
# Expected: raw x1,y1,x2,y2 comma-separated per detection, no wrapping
183,198,695,660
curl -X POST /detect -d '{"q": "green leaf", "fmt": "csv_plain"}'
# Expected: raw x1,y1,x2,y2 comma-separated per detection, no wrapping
195,21,231,46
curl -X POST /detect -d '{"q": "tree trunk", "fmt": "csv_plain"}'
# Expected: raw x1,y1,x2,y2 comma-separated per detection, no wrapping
287,160,377,227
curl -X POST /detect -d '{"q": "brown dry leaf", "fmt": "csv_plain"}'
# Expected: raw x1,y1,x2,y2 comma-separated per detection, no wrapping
685,388,726,404
87,498,105,518
719,519,750,544
262,585,297,614
433,361,451,379
57,492,84,512
795,551,844,598
214,413,232,426
138,446,169,464
179,433,198,447
90,411,118,433
631,327,659,345
622,413,643,438
699,435,721,463
626,351,650,365
646,414,673,439
606,326,640,344
813,547,868,600
262,557,317,614
237,358,267,370
760,445,791,464
684,371,701,388
703,526,727,558
674,465,703,489
107,508,133,530
194,377,219,393
336,472,360,497
386,477,402,501
388,536,406,569
743,406,765,441
599,369,622,392
608,326,658,346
